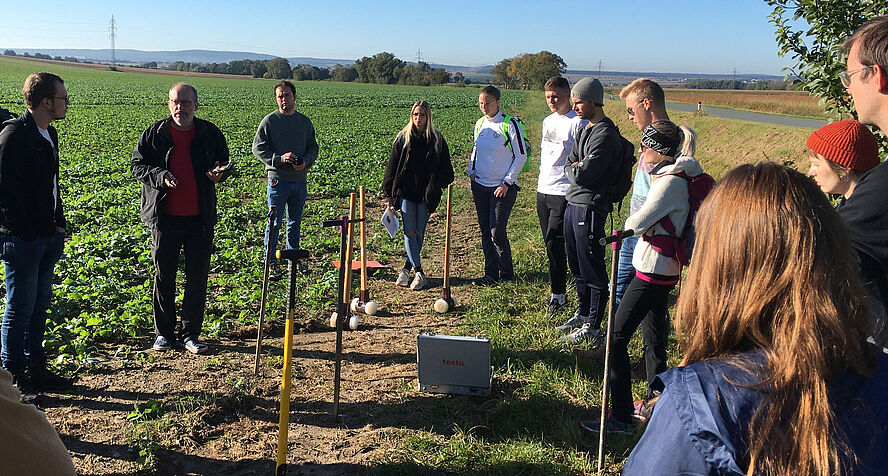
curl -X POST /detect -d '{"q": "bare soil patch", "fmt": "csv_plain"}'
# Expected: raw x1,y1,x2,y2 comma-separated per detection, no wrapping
42,178,484,475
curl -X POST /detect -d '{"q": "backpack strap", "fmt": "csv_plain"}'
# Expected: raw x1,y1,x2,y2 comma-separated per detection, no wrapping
471,117,485,174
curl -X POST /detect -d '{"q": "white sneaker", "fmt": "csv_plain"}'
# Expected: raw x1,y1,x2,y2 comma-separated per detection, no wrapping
396,269,410,287
555,310,586,333
410,271,427,290
560,322,603,346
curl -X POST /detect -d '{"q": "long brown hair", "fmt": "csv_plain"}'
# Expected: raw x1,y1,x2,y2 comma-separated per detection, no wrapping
675,162,875,476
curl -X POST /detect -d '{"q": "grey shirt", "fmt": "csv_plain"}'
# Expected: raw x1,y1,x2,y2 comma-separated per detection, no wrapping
252,110,319,182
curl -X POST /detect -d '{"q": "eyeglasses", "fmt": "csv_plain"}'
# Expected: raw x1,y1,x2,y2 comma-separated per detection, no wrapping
840,65,874,87
169,99,194,107
627,99,645,116
52,96,69,103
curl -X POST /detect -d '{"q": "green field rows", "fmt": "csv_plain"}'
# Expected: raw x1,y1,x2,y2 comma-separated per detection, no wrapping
0,57,530,365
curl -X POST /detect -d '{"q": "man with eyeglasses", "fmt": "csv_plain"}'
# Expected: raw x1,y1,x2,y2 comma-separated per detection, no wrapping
835,15,888,350
0,72,73,397
132,83,232,355
616,79,670,308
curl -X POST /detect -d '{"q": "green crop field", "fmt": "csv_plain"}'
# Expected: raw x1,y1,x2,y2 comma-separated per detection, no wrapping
0,56,817,474
0,56,526,364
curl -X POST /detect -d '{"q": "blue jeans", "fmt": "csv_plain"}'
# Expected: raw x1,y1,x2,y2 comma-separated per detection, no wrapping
265,179,308,257
614,235,638,308
1,231,65,372
400,199,429,271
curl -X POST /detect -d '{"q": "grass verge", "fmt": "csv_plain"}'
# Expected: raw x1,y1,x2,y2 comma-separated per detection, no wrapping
373,90,813,475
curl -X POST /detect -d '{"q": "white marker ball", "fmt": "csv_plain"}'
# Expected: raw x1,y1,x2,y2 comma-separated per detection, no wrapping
348,314,359,331
365,300,378,316
350,298,359,312
434,299,449,313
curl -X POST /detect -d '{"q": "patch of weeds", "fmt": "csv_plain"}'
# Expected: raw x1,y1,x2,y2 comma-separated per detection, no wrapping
128,399,165,422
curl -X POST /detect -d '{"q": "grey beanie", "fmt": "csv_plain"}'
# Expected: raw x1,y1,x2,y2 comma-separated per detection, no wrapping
571,77,604,105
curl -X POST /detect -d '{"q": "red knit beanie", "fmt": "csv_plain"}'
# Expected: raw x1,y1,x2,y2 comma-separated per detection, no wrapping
806,120,880,172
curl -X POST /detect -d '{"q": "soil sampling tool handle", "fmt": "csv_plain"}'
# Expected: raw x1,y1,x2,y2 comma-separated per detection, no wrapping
276,249,310,261
359,186,368,295
275,241,302,475
442,183,453,292
254,205,277,375
597,230,628,474
334,193,357,421
599,229,634,246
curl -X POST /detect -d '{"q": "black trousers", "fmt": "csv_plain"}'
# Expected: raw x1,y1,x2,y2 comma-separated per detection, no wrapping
471,180,517,280
151,215,214,341
563,203,608,325
608,275,672,422
536,192,568,295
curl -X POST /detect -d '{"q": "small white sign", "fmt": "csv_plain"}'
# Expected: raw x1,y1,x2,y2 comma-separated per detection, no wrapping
382,206,399,239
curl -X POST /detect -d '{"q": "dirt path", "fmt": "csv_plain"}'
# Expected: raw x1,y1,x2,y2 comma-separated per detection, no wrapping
42,178,484,475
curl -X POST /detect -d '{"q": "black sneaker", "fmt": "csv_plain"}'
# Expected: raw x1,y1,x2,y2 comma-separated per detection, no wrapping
547,298,565,316
10,369,37,402
580,416,637,436
630,357,647,381
31,364,74,392
472,275,498,286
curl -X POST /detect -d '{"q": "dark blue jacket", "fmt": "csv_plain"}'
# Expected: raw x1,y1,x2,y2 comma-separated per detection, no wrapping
623,349,888,475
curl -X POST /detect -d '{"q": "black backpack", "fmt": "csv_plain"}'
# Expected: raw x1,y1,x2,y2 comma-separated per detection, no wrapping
608,132,637,213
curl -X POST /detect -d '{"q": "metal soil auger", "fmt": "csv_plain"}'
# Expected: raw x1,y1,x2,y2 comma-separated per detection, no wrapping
434,183,456,313
274,247,309,476
253,205,276,375
322,193,364,422
596,229,633,475
350,186,379,316
329,193,360,332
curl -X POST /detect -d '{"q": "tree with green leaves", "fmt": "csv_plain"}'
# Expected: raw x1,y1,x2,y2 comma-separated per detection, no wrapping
266,57,293,79
767,0,888,121
491,51,566,90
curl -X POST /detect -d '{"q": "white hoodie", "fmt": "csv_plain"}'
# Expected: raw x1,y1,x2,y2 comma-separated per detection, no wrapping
624,156,705,278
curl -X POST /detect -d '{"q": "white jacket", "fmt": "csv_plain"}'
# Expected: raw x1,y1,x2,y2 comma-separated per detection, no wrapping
625,156,704,278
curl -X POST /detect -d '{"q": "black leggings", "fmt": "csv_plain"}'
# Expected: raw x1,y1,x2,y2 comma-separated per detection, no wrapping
608,275,673,422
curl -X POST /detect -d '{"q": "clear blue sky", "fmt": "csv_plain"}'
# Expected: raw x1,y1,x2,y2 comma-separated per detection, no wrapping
0,0,794,75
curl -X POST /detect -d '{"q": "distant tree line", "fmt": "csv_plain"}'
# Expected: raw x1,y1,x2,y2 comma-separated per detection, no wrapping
681,79,800,90
3,49,89,64
491,51,566,90
159,53,461,85
2,49,472,86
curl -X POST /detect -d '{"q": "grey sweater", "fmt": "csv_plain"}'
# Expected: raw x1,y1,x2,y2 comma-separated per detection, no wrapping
252,110,319,182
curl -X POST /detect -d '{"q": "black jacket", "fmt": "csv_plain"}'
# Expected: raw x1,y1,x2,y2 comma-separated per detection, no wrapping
0,110,65,241
838,160,888,347
564,116,623,212
382,129,454,213
131,117,231,227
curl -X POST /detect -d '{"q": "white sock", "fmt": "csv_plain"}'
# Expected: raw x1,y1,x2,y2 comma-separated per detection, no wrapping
551,293,565,304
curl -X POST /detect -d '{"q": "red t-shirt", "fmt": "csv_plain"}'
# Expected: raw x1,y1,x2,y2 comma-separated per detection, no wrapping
164,127,200,216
